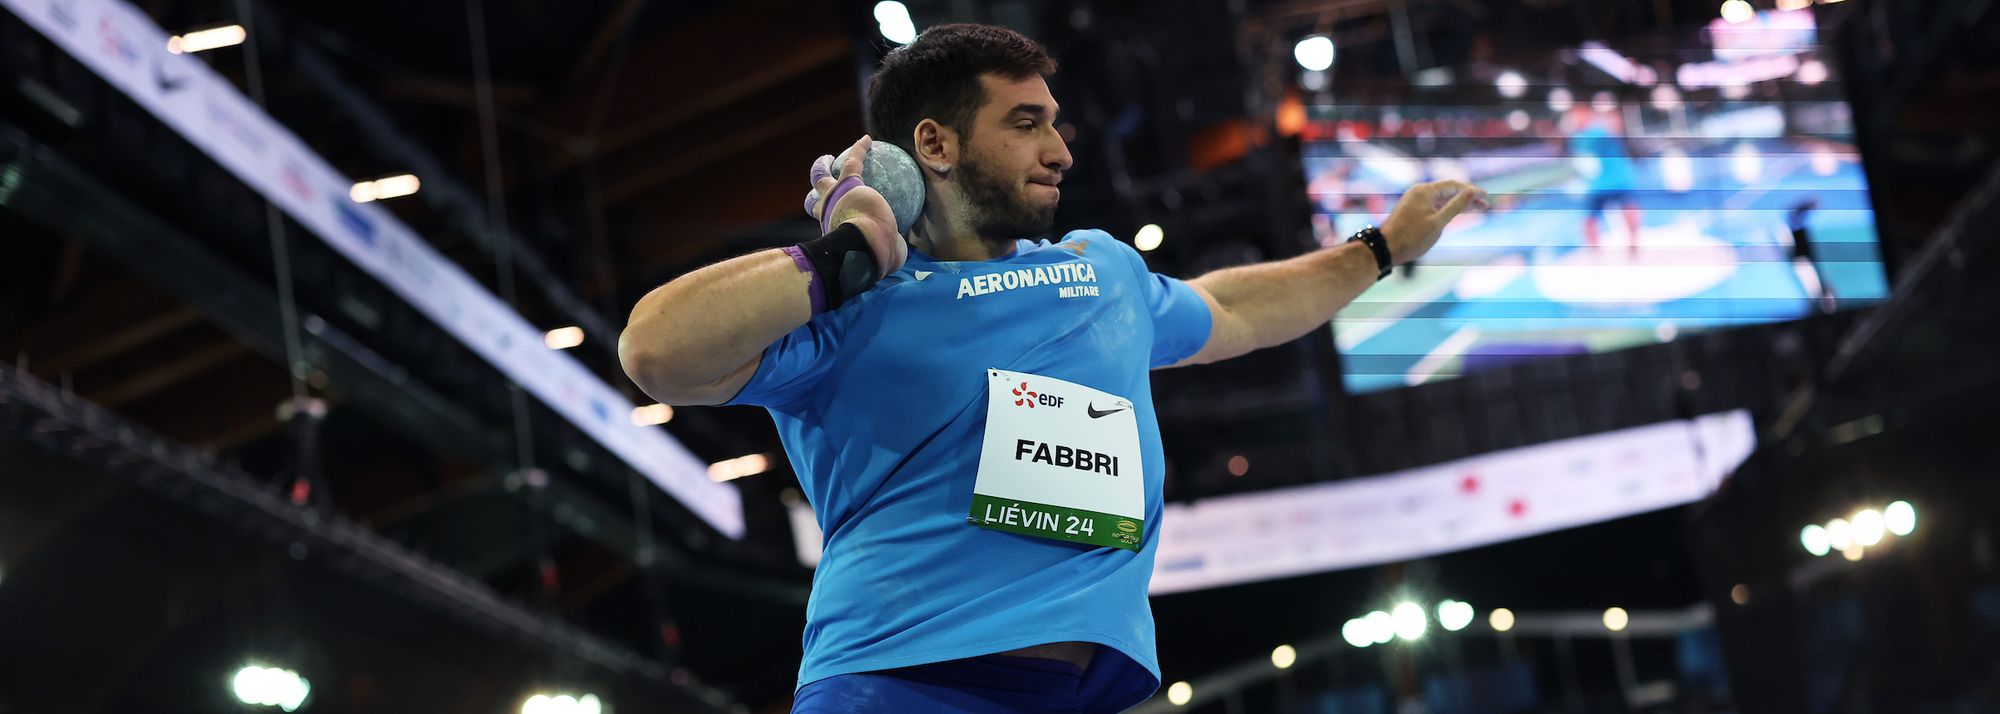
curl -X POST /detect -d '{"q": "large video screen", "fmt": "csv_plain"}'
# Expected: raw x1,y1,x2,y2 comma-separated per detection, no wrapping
1307,10,1888,393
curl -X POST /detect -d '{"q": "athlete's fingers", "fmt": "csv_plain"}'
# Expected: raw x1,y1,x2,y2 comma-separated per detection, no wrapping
840,135,871,179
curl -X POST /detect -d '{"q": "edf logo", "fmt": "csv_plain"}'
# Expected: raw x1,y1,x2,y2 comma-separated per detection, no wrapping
1011,382,1064,409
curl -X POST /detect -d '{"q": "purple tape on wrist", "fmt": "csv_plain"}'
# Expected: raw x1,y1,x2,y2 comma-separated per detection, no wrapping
780,245,827,314
819,175,865,234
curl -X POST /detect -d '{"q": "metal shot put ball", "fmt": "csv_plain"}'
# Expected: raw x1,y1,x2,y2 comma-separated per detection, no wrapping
833,141,925,235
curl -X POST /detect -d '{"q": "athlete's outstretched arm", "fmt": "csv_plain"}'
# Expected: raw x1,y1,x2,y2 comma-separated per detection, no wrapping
1168,180,1486,367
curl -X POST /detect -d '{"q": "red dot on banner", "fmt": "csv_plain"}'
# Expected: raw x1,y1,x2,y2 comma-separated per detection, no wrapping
1508,499,1528,518
1460,475,1480,494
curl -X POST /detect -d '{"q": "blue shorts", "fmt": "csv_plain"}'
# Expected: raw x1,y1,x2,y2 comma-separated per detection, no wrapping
792,653,1146,713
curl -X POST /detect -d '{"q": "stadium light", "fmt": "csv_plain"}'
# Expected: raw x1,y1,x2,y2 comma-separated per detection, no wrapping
1496,71,1527,99
543,326,585,350
1437,599,1475,632
1293,35,1335,72
1271,644,1296,669
1135,223,1165,252
631,403,674,426
709,453,773,482
1730,142,1763,183
1603,607,1629,632
1342,618,1372,648
522,692,601,714
1391,602,1427,641
1801,523,1831,556
1720,0,1754,24
1826,517,1854,551
1650,85,1681,110
1852,508,1885,546
232,665,310,712
1489,607,1515,632
1547,87,1574,112
874,2,917,44
1884,500,1916,536
167,24,246,54
1166,681,1193,706
1796,59,1829,85
350,174,420,203
1363,610,1395,644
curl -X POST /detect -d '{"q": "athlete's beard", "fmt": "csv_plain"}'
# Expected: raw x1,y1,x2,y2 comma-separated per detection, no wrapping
957,151,1057,240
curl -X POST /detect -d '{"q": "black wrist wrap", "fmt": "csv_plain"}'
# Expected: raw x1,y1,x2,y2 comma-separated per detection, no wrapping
796,222,880,310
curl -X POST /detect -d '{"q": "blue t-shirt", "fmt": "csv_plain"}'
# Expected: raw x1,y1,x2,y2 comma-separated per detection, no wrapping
726,229,1212,711
1573,124,1638,191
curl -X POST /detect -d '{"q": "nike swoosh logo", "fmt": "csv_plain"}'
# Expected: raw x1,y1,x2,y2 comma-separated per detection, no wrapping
1087,403,1129,418
913,270,932,281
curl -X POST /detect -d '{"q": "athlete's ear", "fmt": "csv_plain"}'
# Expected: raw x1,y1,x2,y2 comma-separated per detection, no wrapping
913,119,957,178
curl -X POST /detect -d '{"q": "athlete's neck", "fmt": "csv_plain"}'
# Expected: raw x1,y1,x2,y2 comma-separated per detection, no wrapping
910,214,1016,262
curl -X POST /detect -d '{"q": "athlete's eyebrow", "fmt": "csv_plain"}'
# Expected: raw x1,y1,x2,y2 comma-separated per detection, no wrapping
1006,103,1061,122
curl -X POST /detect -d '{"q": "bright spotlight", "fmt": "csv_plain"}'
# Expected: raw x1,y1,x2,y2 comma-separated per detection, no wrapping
1496,71,1527,99
1271,644,1297,669
1489,607,1515,632
874,2,917,44
1801,523,1831,556
1650,85,1681,110
1391,602,1427,641
1720,0,1755,24
1438,600,1475,632
1363,610,1395,644
1547,87,1574,112
167,24,246,54
232,665,309,712
522,694,552,714
1826,518,1854,551
1884,500,1916,536
543,326,585,350
578,694,602,714
1294,35,1335,72
631,403,674,426
1777,0,1812,9
1167,681,1193,706
1730,142,1763,184
1796,59,1829,85
1811,146,1841,176
1852,508,1885,546
1603,607,1629,632
1135,223,1165,251
708,453,773,482
1341,618,1372,648
350,173,420,203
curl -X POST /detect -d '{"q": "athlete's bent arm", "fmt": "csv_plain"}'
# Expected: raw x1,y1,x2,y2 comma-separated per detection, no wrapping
622,139,903,405
619,251,815,405
1168,180,1487,367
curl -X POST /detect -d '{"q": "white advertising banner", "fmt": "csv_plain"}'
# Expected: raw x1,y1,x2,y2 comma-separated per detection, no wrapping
1,0,742,536
1150,410,1755,594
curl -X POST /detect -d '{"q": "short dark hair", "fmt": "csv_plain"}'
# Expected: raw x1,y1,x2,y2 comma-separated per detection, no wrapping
866,24,1058,157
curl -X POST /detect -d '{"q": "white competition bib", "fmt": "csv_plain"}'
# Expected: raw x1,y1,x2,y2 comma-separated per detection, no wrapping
969,369,1145,550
